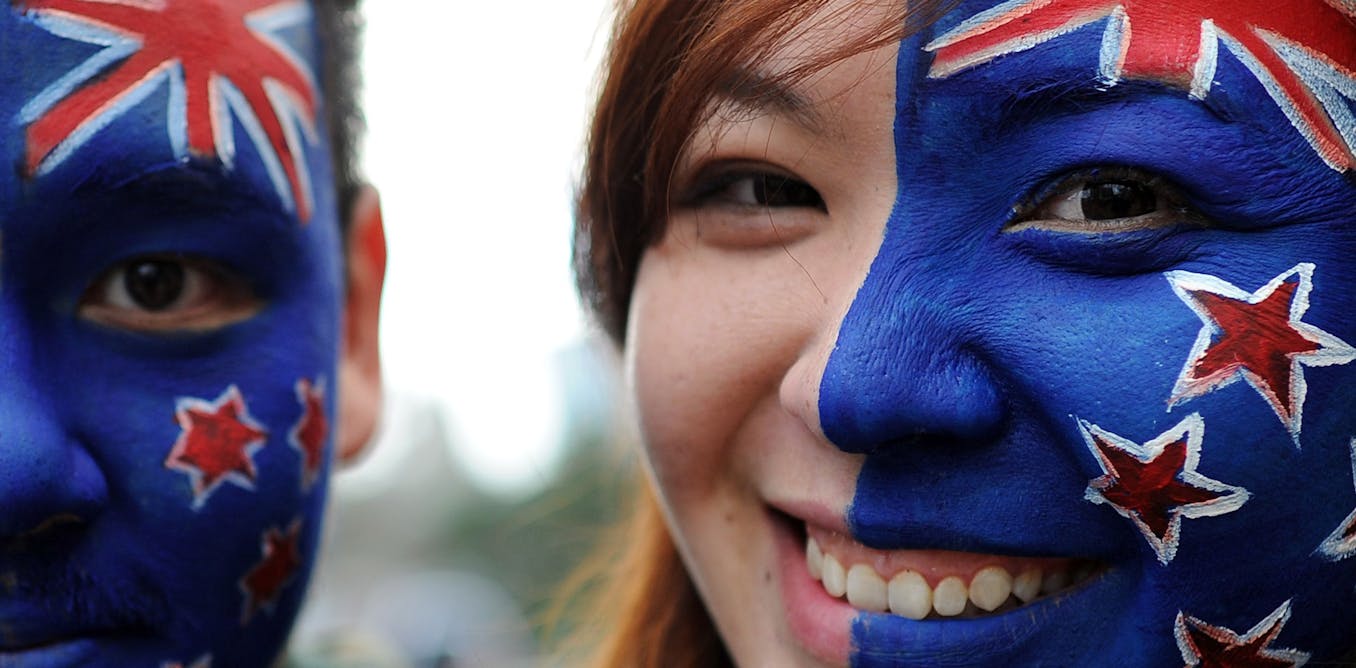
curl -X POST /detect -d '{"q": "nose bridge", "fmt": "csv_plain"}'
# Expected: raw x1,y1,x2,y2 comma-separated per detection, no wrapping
0,300,107,538
816,241,1007,455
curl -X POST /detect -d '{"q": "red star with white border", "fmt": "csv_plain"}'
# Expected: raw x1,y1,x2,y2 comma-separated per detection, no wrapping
11,0,320,219
1318,437,1356,561
161,655,211,668
165,385,269,509
239,518,302,624
1165,264,1356,446
924,0,1356,171
1080,413,1249,564
288,377,328,491
1176,600,1311,668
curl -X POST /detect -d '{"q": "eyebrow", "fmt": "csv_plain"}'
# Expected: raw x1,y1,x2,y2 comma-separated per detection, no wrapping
709,67,830,136
992,74,1238,132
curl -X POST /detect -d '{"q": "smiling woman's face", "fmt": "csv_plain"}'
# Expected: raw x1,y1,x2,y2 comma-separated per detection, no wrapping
626,0,1356,665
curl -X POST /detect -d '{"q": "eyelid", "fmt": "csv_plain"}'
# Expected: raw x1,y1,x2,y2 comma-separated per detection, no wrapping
677,161,809,204
1007,166,1209,233
78,254,261,333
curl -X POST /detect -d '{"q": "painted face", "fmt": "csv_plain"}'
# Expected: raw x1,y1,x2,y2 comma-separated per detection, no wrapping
628,0,1356,665
0,1,343,665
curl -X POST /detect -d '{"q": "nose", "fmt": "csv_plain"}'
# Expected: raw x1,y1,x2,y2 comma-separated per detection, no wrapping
813,266,1008,455
0,319,107,541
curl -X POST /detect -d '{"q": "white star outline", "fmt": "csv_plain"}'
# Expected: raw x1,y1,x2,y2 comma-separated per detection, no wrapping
1165,263,1356,447
15,0,320,214
164,385,268,511
1080,413,1250,565
287,375,327,492
1317,437,1356,561
923,1,1356,171
1175,600,1311,667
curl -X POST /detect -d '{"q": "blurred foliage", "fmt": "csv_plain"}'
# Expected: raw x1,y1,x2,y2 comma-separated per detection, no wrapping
434,420,636,643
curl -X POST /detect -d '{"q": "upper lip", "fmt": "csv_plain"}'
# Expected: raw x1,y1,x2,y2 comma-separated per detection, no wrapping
769,498,1116,563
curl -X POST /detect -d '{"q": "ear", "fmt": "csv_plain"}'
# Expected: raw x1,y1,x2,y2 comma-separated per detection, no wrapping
335,184,386,465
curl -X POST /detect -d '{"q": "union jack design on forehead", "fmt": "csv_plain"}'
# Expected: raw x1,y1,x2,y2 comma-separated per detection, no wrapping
10,0,320,218
926,0,1356,171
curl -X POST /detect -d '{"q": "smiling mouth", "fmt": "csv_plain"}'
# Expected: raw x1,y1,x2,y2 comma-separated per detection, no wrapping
804,528,1102,620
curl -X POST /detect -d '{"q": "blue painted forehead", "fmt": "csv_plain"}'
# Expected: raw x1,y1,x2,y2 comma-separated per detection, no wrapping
4,0,326,221
918,0,1356,172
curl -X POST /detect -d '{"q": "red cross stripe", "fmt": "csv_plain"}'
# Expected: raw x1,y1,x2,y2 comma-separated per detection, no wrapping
12,0,319,218
926,0,1356,170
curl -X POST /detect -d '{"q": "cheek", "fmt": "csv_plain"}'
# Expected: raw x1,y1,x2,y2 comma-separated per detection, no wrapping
626,245,823,503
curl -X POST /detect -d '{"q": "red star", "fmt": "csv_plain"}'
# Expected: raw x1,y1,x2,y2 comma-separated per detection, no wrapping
1167,264,1356,444
1176,601,1311,667
1318,437,1356,561
926,0,1356,170
12,0,318,218
239,518,302,624
1081,414,1249,564
289,377,328,491
165,385,269,509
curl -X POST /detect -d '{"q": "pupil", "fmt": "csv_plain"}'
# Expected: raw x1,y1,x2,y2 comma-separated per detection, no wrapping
754,175,820,208
124,260,185,311
1080,181,1156,220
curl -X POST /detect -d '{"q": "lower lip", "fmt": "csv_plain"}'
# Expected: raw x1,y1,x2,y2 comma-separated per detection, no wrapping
772,510,1134,666
0,637,101,667
773,511,855,665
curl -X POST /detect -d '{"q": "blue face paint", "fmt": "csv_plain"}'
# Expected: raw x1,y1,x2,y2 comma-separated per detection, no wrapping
0,1,342,665
818,1,1356,664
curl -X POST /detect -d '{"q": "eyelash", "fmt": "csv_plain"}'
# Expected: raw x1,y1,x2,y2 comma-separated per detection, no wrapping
679,163,826,212
1008,166,1209,233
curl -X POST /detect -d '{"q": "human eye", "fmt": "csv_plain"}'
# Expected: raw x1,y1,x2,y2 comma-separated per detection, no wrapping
1006,167,1209,234
685,165,826,211
674,162,827,248
78,254,261,332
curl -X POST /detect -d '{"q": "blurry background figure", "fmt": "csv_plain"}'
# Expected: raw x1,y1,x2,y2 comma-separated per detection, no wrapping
291,2,626,665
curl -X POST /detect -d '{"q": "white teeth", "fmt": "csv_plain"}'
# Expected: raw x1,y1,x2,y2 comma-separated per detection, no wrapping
846,565,889,612
1041,570,1070,595
821,553,847,598
803,536,1088,619
968,566,1013,612
1013,569,1041,603
887,570,932,620
932,576,968,617
807,537,824,581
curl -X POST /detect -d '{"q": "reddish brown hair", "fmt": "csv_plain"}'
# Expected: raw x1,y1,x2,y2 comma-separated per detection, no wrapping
566,0,953,665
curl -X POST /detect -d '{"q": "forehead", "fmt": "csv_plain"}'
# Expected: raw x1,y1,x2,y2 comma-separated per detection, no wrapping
0,0,327,227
